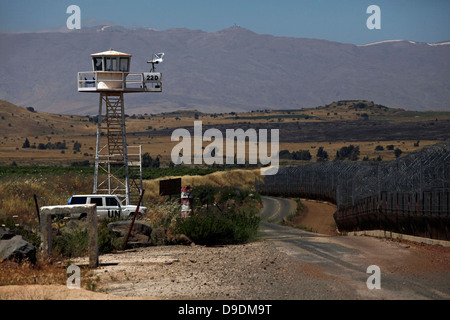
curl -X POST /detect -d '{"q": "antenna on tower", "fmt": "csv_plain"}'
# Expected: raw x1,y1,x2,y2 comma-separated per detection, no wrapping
147,52,164,72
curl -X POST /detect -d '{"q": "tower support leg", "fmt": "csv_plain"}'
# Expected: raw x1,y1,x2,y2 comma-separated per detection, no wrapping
93,92,131,205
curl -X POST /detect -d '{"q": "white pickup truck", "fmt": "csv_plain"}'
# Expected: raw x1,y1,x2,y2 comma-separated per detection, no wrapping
67,194,147,220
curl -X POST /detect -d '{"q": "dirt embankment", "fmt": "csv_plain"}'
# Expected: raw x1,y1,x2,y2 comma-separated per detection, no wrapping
287,199,338,236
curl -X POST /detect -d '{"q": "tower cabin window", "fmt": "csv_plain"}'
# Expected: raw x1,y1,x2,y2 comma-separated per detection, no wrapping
105,57,118,71
93,57,103,71
120,57,129,72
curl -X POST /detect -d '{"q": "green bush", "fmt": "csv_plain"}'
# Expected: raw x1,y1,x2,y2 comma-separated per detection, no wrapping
217,187,260,204
174,208,260,245
52,220,121,258
53,227,88,258
174,186,261,245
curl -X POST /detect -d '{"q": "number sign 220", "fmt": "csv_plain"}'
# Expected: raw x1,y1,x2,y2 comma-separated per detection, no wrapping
144,72,161,83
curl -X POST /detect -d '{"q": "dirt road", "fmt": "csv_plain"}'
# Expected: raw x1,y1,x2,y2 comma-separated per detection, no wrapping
260,196,338,235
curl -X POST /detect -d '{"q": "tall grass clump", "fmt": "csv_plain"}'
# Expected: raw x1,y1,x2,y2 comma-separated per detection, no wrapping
52,220,122,258
173,186,261,245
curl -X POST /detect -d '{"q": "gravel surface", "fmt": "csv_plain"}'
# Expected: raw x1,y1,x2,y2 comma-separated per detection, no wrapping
85,240,352,300
65,230,449,300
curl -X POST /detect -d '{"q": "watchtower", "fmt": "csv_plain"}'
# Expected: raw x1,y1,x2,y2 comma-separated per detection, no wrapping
78,49,163,205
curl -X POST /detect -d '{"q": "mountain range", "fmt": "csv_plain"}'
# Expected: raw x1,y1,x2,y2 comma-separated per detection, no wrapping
0,25,449,115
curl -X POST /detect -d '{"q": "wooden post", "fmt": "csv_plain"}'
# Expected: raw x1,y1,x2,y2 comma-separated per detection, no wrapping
33,194,40,225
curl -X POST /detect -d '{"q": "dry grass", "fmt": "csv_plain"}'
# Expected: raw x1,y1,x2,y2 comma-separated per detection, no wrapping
0,260,67,287
141,168,262,227
2,100,447,165
0,168,262,290
0,167,260,231
0,174,92,227
278,140,438,163
142,168,261,200
0,260,102,299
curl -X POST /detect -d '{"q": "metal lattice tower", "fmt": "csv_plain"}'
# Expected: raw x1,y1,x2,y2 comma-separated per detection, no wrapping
78,49,163,205
94,92,131,203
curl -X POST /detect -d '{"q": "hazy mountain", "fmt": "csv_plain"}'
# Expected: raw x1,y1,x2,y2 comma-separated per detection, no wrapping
0,25,449,115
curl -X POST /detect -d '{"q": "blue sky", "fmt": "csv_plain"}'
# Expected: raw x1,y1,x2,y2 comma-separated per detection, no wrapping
0,0,449,44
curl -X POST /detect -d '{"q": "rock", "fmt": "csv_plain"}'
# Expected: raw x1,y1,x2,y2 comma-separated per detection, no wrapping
107,221,152,247
151,227,192,246
0,227,16,240
0,235,36,263
174,234,193,246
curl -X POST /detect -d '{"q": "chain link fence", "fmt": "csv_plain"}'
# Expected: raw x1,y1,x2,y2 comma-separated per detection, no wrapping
256,141,450,240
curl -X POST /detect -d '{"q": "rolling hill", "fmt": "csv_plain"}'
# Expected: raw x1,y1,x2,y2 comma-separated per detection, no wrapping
0,25,449,115
1,99,449,166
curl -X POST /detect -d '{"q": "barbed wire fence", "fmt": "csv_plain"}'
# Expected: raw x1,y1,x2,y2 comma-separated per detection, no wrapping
256,141,450,240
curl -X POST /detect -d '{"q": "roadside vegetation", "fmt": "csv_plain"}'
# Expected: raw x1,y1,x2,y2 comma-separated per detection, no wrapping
281,198,314,232
174,186,261,245
0,168,262,258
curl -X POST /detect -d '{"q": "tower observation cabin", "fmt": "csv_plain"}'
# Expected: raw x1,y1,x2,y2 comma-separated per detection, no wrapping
78,49,162,92
77,49,164,205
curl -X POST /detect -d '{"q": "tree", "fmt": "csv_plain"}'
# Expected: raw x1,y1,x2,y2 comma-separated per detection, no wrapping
22,138,30,148
335,145,360,161
316,147,328,161
292,150,311,161
279,150,292,159
73,141,82,153
142,152,160,168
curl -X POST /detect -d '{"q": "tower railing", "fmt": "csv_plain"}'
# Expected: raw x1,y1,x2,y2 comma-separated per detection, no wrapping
77,72,162,92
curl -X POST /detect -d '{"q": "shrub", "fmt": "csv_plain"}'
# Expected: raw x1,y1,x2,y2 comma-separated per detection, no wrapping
335,145,360,161
52,220,122,258
278,149,312,161
53,226,88,258
173,186,261,245
194,185,218,208
174,208,260,245
142,153,160,168
316,147,328,161
22,138,30,148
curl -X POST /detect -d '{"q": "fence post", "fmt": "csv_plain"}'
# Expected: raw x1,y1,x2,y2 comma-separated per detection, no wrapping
87,204,98,268
40,204,98,267
39,212,52,259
